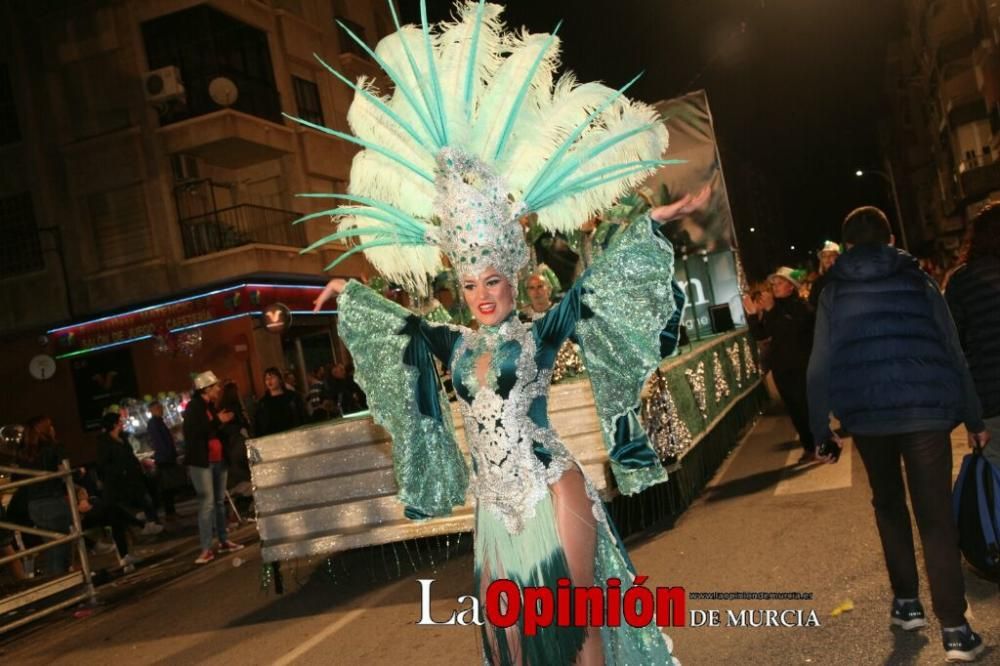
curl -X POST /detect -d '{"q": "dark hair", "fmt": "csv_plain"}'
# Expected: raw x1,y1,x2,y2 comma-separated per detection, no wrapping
221,381,240,408
148,400,162,409
263,367,282,379
964,204,1000,262
100,412,122,432
842,206,892,246
19,415,53,462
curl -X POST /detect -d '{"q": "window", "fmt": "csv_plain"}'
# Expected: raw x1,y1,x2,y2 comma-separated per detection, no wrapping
0,63,21,145
0,193,43,278
87,185,153,269
292,76,324,125
142,6,281,125
336,17,369,58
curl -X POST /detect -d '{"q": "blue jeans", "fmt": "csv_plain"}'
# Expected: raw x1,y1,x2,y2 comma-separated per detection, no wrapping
27,496,72,575
188,463,228,552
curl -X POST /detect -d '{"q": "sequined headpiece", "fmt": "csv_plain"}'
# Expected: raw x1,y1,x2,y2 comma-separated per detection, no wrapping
434,148,527,284
290,0,671,295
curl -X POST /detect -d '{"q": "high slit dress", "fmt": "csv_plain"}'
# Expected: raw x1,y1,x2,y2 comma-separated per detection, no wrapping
337,218,681,665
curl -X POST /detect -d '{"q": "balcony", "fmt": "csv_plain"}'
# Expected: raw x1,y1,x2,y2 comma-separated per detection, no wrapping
179,204,306,259
959,158,1000,201
157,109,296,169
925,0,977,66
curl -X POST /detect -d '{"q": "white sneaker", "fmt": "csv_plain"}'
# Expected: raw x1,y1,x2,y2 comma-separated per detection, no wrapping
140,522,164,536
93,540,117,555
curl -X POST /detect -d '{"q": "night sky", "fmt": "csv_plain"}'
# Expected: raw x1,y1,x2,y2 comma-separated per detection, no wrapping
402,0,903,271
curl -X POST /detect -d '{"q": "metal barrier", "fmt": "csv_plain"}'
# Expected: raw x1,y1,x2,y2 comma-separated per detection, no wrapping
0,461,98,633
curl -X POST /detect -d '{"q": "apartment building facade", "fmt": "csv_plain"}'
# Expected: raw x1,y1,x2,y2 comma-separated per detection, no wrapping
883,0,1000,263
0,0,394,459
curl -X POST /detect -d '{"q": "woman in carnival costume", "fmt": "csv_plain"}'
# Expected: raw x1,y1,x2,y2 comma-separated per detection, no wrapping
301,2,704,662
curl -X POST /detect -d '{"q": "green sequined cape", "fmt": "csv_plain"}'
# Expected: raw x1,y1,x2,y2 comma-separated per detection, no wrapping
336,214,678,511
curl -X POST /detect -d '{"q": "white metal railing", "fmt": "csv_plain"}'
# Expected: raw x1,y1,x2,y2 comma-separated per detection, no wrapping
0,462,98,633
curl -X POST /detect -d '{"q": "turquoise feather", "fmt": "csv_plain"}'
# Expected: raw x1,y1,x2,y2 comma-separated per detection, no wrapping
385,4,445,145
520,71,644,201
530,160,678,210
334,19,442,149
463,0,486,119
283,113,435,184
419,0,449,144
311,53,435,153
530,122,663,202
294,193,427,233
301,226,423,255
492,21,562,160
323,238,419,272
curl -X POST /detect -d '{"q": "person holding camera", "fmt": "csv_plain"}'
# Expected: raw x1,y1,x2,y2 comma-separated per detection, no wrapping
807,206,989,662
743,267,816,463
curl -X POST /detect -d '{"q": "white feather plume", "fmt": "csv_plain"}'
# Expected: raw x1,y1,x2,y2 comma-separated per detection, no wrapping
311,1,671,290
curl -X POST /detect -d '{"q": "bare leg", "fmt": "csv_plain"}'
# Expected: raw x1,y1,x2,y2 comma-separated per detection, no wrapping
551,468,603,666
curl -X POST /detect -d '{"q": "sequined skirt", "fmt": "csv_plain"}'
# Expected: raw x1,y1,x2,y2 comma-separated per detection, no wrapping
473,488,676,665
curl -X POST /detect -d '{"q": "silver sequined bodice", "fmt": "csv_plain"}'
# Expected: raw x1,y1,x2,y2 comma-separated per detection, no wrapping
452,318,576,534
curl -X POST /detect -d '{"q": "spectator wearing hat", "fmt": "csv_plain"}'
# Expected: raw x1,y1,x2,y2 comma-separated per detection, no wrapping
743,266,817,462
182,371,244,564
809,241,841,309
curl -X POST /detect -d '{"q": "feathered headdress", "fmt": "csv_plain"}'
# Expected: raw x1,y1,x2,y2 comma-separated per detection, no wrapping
291,0,673,294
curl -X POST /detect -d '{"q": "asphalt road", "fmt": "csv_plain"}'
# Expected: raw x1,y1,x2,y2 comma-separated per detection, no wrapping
1,410,997,665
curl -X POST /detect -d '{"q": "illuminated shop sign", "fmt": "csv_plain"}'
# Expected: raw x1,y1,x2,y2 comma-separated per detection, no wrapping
47,283,335,358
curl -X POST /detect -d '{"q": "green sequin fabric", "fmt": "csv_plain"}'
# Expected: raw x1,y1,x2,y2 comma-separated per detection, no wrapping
576,215,677,495
337,280,468,517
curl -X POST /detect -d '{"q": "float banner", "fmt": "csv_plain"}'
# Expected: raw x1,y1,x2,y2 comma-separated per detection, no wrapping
646,90,737,254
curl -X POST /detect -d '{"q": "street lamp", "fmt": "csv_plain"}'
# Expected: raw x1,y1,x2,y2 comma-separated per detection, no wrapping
854,167,909,250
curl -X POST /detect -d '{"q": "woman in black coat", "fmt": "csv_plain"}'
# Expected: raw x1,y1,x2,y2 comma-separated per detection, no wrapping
219,381,252,490
96,412,162,535
744,268,817,462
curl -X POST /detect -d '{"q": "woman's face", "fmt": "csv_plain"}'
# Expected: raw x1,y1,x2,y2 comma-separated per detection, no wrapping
819,251,838,272
264,373,283,392
462,268,515,327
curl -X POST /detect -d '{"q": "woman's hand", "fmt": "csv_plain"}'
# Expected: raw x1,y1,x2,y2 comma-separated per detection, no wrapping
649,185,712,222
741,293,758,316
314,278,347,312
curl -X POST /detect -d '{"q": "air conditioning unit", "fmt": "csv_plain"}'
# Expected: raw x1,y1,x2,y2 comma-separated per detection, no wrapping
170,154,200,183
143,66,185,104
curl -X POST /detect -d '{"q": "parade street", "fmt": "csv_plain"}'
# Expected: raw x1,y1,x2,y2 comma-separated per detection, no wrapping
2,407,996,666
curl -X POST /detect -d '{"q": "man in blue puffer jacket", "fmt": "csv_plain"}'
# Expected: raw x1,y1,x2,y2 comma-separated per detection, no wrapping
808,206,990,663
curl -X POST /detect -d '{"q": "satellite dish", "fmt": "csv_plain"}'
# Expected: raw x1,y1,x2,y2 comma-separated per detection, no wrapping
29,354,56,380
208,77,239,106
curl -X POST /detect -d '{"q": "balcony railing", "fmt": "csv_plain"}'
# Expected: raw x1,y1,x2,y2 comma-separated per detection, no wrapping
959,159,1000,201
179,204,306,259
